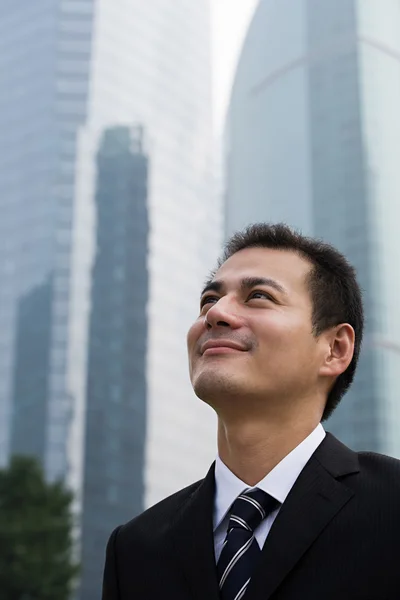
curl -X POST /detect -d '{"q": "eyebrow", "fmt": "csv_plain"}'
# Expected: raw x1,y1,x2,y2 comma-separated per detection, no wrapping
200,276,288,298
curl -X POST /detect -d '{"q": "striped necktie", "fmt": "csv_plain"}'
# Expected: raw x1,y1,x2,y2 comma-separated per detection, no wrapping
217,488,279,600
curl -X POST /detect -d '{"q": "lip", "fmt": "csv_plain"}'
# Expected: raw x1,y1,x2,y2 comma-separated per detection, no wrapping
201,339,247,355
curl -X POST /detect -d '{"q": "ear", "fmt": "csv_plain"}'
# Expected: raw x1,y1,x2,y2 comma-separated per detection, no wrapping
319,323,355,379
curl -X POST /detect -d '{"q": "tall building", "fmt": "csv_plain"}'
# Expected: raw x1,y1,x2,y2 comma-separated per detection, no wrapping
225,0,400,457
0,1,219,597
80,125,149,598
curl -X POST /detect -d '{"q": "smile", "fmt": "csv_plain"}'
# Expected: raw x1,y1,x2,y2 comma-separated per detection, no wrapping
201,339,248,355
203,346,245,356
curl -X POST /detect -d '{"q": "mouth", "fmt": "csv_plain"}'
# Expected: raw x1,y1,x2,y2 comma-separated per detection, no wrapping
202,346,245,356
200,340,248,355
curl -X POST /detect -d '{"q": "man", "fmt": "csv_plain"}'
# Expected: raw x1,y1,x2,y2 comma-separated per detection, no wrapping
102,223,400,600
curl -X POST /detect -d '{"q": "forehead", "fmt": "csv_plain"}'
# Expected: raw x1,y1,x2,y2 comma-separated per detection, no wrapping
215,247,312,294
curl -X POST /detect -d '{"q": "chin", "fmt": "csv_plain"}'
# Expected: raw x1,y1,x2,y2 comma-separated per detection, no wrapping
192,369,245,406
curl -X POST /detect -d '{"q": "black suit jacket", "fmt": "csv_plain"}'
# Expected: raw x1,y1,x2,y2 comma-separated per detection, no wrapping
102,433,400,599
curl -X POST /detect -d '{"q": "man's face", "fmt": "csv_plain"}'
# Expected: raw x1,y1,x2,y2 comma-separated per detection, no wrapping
187,247,327,410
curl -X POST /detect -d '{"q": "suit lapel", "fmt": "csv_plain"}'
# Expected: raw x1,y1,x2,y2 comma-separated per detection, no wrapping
170,463,220,600
246,433,360,600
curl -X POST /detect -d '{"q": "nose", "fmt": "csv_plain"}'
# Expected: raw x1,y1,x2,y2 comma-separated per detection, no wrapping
204,296,242,330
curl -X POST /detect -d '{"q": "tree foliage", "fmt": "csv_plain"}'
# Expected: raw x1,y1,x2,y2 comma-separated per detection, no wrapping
0,455,79,600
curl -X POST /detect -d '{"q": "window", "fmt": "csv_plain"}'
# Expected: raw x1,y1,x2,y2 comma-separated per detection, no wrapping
110,384,120,403
61,0,94,14
107,485,118,504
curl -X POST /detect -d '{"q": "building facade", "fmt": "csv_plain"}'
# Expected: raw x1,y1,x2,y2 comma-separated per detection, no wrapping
225,0,400,456
0,1,219,598
80,125,149,598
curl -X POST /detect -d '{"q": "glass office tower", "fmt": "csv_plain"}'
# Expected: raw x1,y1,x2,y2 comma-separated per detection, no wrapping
80,125,149,598
225,0,400,456
0,1,219,598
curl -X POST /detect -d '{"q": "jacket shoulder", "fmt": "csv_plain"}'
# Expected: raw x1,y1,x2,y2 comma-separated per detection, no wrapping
117,478,203,542
357,450,400,489
358,450,400,471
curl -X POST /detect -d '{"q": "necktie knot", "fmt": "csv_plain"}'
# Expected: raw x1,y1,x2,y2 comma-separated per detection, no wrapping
228,488,279,533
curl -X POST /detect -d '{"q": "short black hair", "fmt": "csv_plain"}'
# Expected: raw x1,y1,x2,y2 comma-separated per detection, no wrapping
218,223,364,420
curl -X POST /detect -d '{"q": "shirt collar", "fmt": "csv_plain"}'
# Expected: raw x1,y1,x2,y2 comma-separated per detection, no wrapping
213,423,326,531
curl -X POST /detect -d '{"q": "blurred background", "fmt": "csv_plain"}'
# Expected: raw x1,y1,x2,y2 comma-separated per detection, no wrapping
1,0,400,598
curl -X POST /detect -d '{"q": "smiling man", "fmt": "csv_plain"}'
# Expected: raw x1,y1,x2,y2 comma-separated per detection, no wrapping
102,223,400,600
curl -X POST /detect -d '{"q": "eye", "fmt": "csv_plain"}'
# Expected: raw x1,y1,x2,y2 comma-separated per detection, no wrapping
248,290,274,301
200,295,219,309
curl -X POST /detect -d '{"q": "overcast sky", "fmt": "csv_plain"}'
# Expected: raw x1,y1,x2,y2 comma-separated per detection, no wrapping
210,0,259,133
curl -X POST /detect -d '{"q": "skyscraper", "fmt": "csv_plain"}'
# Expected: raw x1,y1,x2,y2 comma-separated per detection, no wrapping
0,1,219,596
225,0,400,457
80,125,149,598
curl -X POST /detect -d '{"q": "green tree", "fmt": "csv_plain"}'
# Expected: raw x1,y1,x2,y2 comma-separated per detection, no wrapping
0,455,79,600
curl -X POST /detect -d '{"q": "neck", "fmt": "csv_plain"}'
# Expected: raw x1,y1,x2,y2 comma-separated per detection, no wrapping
217,410,321,486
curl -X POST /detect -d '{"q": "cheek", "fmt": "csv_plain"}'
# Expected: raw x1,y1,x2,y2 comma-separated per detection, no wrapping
187,319,204,353
256,315,312,354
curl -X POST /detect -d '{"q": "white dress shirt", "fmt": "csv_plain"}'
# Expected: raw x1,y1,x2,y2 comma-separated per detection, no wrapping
213,423,326,561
